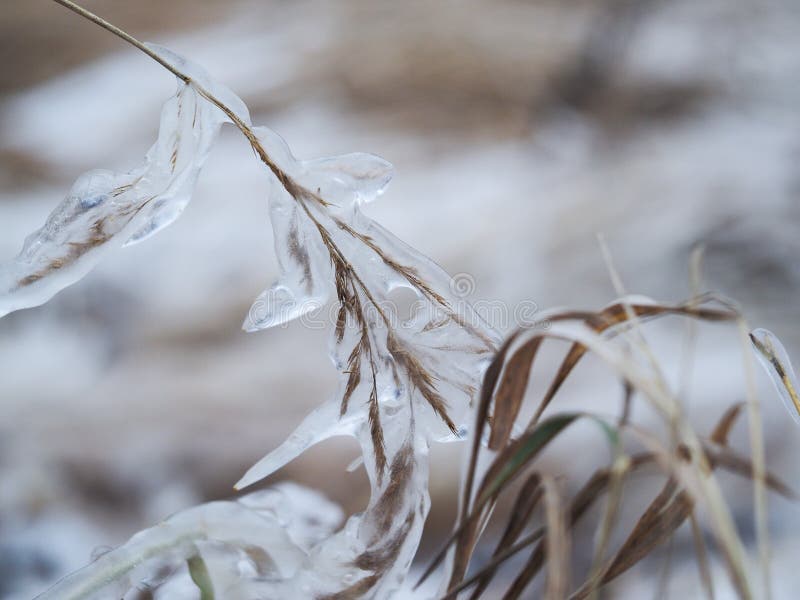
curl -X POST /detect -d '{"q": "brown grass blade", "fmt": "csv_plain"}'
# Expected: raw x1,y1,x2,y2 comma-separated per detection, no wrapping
415,511,482,591
707,446,797,500
441,454,657,600
489,338,544,450
440,527,547,600
497,453,656,600
570,479,691,600
475,414,580,508
368,386,387,480
445,502,492,592
462,331,524,516
415,332,524,591
529,300,736,426
496,473,544,550
531,341,589,426
604,483,690,585
619,381,633,427
468,473,543,600
414,330,522,589
441,413,581,594
710,402,744,446
542,476,570,600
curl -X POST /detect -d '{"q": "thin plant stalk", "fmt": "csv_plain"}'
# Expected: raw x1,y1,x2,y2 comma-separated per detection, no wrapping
738,319,771,599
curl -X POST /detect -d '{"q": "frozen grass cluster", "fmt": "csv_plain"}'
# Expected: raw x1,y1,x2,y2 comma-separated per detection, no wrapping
3,2,799,599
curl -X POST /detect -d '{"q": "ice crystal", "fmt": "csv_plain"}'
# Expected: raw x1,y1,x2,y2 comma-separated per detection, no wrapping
11,46,499,599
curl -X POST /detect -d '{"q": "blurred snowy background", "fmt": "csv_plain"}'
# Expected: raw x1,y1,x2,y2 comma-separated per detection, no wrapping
1,0,799,597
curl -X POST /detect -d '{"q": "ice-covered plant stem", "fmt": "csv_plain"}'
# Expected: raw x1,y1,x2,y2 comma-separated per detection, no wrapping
3,1,499,598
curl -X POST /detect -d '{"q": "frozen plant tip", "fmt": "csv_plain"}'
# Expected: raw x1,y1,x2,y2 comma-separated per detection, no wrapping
0,44,249,318
750,328,800,425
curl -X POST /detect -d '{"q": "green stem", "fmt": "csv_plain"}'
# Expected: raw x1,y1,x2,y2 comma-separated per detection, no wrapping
37,531,205,599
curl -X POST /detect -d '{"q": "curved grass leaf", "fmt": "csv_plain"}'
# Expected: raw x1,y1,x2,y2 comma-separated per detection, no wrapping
488,338,543,450
476,413,613,508
187,554,215,600
528,299,736,425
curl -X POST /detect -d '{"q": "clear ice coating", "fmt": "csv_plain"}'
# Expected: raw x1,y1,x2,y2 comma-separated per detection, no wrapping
0,45,249,318
242,127,395,332
228,118,499,597
36,485,343,600
750,328,800,425
19,46,499,599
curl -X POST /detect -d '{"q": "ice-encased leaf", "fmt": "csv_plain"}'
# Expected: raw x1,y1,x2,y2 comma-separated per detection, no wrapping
750,328,800,425
241,123,498,473
236,119,498,597
17,42,499,599
243,132,334,330
256,127,394,207
143,43,252,131
302,153,394,207
243,127,394,331
36,485,343,600
126,44,251,244
0,47,248,318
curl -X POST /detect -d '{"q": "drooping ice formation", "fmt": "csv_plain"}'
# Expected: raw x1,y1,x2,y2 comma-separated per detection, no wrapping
36,484,344,600
18,46,498,599
239,124,498,481
0,45,249,318
231,121,499,596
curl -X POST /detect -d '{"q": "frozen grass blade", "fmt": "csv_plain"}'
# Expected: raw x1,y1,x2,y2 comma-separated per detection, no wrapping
8,3,788,599
36,2,496,598
187,554,215,600
750,328,800,424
